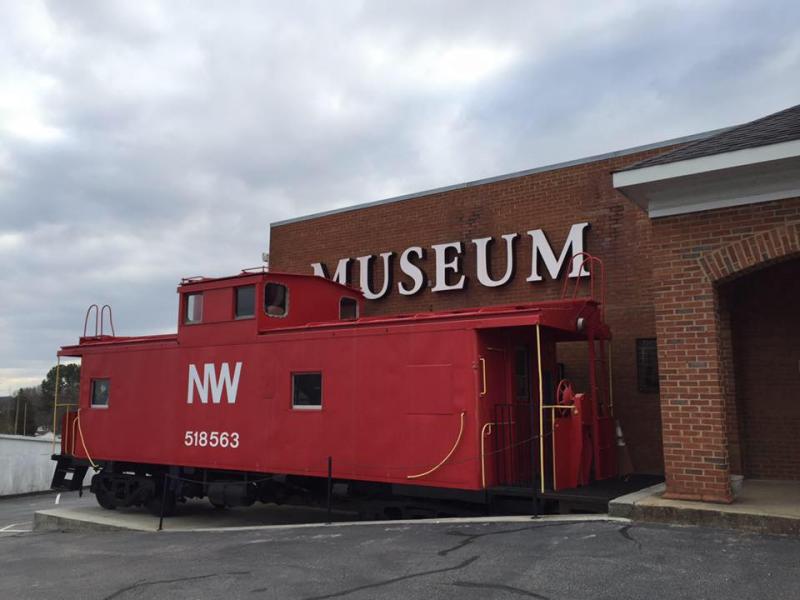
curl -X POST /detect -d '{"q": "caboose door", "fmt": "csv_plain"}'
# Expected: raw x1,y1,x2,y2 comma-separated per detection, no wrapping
478,331,535,488
495,346,535,487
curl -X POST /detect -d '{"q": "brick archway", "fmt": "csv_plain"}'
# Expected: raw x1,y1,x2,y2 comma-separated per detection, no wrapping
699,222,800,484
717,258,800,481
652,201,800,504
698,221,800,284
697,221,800,492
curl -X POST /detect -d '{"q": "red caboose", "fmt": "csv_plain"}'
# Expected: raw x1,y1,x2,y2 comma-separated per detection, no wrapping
52,259,618,516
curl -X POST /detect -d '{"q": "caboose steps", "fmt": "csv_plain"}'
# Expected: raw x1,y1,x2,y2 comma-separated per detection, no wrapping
489,473,664,514
50,455,89,492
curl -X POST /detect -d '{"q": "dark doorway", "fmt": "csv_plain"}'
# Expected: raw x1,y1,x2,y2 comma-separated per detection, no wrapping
722,258,800,480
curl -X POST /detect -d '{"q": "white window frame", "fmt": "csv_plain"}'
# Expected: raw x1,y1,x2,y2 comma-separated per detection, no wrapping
265,282,289,319
234,285,256,320
291,372,322,410
90,378,110,409
184,292,203,325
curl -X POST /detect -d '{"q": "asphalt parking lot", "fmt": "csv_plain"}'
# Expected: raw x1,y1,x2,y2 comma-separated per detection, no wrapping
1,492,799,600
0,490,93,534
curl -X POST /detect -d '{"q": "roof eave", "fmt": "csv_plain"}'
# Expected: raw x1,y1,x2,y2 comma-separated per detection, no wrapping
613,139,800,218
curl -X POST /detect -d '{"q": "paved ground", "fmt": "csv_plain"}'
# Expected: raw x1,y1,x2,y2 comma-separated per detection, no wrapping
2,493,799,599
0,490,93,535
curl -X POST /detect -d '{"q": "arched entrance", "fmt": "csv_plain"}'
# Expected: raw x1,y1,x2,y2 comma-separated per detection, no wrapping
719,257,800,480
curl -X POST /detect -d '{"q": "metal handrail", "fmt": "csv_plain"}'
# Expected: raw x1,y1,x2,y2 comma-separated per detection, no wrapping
560,252,606,318
83,305,99,338
100,305,115,336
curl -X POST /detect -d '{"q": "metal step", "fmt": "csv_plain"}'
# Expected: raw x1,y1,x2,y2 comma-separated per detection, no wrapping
50,455,89,491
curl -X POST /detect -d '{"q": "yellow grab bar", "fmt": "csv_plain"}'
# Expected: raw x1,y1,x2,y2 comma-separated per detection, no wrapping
51,358,61,456
480,422,494,488
536,325,545,494
479,357,487,396
407,411,466,480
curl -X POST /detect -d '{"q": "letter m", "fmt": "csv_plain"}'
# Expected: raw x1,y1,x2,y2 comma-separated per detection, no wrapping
187,362,242,404
527,222,590,282
311,258,350,285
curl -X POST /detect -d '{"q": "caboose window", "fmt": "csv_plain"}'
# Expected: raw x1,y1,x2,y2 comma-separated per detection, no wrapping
340,297,358,320
265,283,288,317
184,293,203,324
292,373,322,409
235,285,255,318
91,379,110,407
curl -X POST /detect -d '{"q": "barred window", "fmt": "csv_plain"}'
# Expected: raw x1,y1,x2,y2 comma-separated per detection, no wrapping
636,338,660,393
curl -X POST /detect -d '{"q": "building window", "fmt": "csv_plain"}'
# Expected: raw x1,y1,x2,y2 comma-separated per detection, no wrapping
265,283,288,317
91,379,110,407
340,297,358,320
235,285,255,319
184,293,203,324
636,338,660,393
292,373,322,409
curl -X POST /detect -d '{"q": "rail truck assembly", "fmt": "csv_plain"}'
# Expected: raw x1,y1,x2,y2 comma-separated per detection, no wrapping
51,254,627,517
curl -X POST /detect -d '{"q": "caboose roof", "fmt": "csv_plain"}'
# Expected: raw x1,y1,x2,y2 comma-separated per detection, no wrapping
59,295,606,358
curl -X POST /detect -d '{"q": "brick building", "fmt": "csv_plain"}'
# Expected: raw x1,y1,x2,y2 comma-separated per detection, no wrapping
270,104,800,504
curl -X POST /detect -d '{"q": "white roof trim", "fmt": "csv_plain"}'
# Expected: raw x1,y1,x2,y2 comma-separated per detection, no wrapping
613,138,800,189
648,186,800,218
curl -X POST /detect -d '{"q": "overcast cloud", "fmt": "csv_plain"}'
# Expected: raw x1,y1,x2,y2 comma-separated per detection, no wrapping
1,0,799,391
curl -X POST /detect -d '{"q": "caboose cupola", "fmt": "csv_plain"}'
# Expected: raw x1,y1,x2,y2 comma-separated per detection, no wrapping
176,269,363,345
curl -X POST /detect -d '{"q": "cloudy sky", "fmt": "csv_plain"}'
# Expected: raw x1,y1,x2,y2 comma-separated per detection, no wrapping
1,0,799,392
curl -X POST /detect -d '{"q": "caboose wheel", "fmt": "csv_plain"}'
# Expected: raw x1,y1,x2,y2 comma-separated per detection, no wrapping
94,486,117,510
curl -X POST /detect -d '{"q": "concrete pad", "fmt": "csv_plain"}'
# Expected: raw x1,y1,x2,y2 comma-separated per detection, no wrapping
34,499,359,532
34,496,631,533
609,479,800,535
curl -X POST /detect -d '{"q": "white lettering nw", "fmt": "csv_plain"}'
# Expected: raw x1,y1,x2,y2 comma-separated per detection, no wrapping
187,362,242,404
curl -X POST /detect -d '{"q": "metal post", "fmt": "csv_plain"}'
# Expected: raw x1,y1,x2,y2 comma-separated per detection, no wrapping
536,325,545,494
608,341,614,416
326,456,332,523
52,357,61,455
158,474,168,532
14,395,19,435
23,400,27,436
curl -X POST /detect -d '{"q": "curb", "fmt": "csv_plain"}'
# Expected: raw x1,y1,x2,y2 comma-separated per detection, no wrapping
34,510,154,532
608,483,666,519
608,483,800,536
32,508,630,534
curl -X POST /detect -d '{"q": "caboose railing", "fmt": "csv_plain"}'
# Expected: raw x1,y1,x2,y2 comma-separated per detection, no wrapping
83,304,115,338
50,357,77,455
561,252,606,319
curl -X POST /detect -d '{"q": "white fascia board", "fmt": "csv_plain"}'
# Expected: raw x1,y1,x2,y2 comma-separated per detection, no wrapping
648,186,800,218
612,138,800,189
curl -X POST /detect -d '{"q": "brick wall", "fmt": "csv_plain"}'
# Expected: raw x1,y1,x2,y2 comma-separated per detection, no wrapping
270,147,675,474
651,199,800,502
